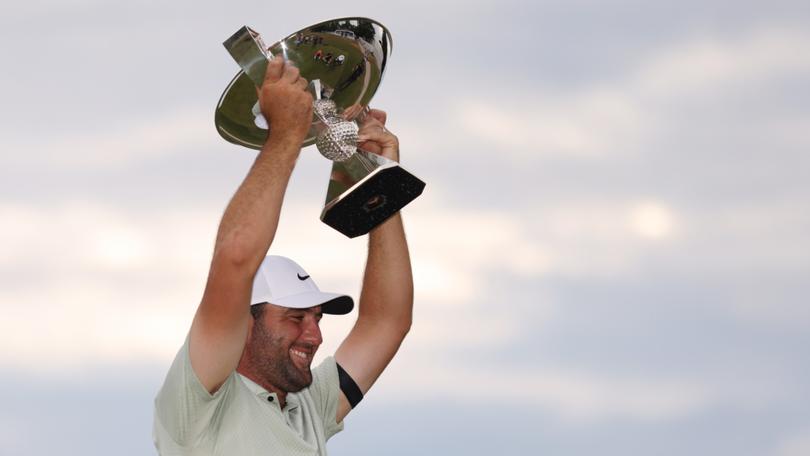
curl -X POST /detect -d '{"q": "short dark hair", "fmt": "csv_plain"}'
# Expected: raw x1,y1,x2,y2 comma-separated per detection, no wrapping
250,302,267,321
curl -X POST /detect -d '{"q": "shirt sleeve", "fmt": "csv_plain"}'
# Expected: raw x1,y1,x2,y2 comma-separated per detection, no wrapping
153,336,236,449
308,356,346,440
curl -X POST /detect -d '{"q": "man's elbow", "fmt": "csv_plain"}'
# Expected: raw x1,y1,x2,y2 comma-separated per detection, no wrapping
357,312,411,340
211,238,259,274
392,314,412,340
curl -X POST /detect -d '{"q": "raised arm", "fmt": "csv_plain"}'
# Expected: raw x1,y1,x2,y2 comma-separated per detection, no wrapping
334,110,414,421
189,58,313,393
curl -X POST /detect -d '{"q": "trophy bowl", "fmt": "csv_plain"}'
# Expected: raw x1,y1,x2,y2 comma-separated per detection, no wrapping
215,17,393,149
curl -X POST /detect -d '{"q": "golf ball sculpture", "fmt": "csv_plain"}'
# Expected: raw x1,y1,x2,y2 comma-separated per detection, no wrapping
313,99,358,162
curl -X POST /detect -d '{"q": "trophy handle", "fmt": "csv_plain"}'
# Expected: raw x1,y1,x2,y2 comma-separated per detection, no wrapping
223,26,272,87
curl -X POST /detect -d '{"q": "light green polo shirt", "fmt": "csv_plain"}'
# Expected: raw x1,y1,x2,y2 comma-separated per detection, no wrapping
153,339,344,456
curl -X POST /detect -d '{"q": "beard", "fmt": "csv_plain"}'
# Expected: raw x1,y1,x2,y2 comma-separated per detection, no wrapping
246,319,314,392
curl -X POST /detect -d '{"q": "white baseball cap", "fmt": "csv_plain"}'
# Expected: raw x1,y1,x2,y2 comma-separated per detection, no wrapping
250,255,354,315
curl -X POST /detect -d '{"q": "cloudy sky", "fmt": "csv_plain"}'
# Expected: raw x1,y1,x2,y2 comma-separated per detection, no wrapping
2,0,809,455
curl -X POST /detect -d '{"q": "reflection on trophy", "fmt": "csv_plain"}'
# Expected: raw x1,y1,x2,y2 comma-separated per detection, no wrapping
215,18,425,238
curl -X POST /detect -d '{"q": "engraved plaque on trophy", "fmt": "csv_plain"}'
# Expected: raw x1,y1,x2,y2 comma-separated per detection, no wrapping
216,18,425,238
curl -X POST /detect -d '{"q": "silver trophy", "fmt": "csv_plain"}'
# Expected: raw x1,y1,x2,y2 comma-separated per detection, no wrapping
216,19,425,238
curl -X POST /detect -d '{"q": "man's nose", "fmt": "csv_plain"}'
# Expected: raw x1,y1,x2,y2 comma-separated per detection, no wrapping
302,317,323,345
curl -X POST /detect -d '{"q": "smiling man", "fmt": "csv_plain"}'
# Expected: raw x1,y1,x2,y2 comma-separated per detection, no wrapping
152,57,413,456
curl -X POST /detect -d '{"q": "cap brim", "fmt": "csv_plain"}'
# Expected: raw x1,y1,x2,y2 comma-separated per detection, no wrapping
272,291,354,315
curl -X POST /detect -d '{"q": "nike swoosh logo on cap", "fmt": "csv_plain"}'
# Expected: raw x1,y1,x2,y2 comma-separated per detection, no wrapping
297,273,310,281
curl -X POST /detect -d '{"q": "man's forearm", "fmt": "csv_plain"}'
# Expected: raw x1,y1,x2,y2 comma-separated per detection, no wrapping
213,136,300,271
358,213,413,328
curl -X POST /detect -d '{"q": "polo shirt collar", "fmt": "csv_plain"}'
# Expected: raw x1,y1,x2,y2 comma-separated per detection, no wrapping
238,374,300,412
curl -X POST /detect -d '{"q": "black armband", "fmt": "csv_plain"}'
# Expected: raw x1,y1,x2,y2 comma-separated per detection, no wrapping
336,362,364,409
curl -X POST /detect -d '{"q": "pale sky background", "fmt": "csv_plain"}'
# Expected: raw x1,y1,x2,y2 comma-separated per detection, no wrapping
2,0,810,455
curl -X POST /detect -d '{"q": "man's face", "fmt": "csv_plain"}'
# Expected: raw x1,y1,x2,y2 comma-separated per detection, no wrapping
245,304,323,392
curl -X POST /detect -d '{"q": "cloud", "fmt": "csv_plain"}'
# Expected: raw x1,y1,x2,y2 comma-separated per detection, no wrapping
629,201,676,240
635,27,810,99
372,359,714,422
454,88,646,159
0,415,29,455
0,201,215,274
449,26,810,163
2,106,219,169
773,428,810,456
367,346,802,424
0,201,217,370
527,198,682,278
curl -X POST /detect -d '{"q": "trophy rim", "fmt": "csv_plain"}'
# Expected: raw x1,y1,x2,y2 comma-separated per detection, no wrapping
299,16,393,54
215,17,393,151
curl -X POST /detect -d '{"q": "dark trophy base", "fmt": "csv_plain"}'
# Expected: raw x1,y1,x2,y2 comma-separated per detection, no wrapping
321,153,425,238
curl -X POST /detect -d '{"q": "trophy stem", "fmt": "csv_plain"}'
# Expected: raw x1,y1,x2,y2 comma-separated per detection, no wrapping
354,152,378,173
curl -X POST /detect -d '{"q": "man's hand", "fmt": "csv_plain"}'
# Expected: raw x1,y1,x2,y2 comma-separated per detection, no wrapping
259,58,313,147
357,109,399,162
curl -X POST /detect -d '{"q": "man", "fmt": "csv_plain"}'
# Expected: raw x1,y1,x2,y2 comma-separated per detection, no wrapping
153,57,413,455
